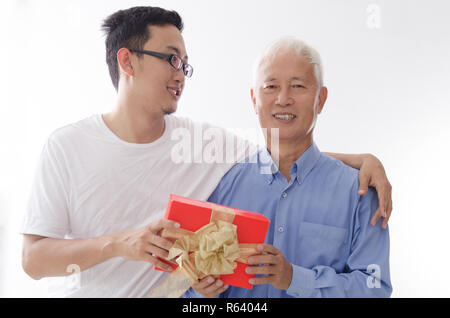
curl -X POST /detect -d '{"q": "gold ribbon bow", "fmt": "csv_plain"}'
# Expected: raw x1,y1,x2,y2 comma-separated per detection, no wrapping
149,204,258,298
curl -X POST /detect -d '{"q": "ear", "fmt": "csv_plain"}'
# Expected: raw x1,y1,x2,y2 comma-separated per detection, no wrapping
117,48,135,78
317,86,328,114
250,88,258,114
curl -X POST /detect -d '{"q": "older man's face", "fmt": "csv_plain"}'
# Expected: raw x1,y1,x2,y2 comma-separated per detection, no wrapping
251,50,327,143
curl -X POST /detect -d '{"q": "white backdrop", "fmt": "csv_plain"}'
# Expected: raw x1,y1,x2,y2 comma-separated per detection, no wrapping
1,0,449,297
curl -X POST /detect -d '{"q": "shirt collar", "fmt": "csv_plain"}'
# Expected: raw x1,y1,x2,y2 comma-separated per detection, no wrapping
258,142,321,185
294,142,321,185
257,149,278,184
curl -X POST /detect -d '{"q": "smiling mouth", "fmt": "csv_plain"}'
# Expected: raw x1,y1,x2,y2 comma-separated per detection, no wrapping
273,113,296,121
167,87,181,98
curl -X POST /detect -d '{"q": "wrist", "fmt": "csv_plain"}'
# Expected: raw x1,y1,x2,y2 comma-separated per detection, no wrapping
98,233,120,260
358,153,371,168
283,262,293,290
351,153,372,170
325,152,366,170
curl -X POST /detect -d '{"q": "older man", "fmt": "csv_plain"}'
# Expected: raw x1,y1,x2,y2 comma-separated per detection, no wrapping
186,37,392,297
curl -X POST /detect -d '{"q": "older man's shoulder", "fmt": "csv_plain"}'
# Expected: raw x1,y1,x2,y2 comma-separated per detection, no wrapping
317,152,360,182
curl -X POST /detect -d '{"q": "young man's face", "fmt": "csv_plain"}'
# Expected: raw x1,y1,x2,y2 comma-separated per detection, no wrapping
131,24,188,115
251,49,327,144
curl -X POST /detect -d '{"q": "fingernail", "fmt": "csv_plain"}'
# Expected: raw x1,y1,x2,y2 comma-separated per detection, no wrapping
174,222,180,228
216,280,223,287
257,244,263,251
245,267,251,274
249,279,254,284
207,277,214,283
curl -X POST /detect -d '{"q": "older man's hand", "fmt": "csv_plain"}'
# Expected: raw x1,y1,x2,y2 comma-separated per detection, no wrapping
191,276,229,298
357,154,392,229
245,244,293,290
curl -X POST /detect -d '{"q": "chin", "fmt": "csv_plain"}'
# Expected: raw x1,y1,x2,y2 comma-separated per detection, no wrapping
278,130,309,142
163,104,177,115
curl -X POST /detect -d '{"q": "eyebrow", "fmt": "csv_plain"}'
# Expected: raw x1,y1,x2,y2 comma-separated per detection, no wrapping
292,76,307,81
264,76,307,82
166,45,188,60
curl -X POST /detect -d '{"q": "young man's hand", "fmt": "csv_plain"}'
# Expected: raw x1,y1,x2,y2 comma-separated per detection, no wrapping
326,152,393,229
358,154,392,229
112,219,180,271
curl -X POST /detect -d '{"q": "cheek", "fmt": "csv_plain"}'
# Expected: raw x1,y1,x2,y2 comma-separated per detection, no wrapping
296,95,319,115
255,105,272,127
256,96,274,114
141,63,169,84
295,109,316,127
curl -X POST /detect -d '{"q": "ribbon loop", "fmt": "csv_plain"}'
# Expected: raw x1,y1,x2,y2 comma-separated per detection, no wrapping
195,220,240,275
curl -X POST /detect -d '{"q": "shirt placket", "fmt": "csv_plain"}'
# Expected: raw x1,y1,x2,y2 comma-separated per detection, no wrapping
270,176,295,297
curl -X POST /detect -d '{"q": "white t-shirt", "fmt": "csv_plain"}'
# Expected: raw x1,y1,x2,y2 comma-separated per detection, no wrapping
21,114,252,297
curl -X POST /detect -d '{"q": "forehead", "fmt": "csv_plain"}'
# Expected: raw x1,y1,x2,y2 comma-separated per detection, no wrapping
258,50,315,82
144,24,188,58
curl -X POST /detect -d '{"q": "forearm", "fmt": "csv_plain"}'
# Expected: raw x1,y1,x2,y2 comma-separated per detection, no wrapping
22,234,117,280
22,218,179,280
325,152,369,170
287,264,391,298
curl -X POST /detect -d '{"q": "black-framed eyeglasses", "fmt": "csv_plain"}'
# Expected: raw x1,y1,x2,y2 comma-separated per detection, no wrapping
129,49,193,78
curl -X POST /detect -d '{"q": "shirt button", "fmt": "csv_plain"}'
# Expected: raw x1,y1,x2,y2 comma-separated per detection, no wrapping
278,226,284,233
282,192,287,198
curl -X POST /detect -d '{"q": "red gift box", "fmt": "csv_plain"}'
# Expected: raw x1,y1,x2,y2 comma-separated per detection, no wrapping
157,194,270,289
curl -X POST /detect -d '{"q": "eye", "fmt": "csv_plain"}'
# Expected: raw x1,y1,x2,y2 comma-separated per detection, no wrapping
170,55,183,69
264,85,277,89
292,84,305,88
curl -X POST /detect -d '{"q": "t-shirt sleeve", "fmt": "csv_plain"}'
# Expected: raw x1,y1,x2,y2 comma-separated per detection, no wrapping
207,180,222,205
21,137,71,238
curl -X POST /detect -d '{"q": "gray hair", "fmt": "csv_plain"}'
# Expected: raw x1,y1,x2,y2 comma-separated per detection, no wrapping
252,36,324,91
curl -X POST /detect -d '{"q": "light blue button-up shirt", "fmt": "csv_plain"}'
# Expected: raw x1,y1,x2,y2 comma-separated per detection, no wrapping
184,142,392,298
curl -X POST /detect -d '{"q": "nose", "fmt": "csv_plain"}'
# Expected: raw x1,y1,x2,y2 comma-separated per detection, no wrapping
173,67,185,83
276,87,294,107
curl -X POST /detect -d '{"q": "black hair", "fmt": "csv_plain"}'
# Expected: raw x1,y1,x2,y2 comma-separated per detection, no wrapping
101,6,184,91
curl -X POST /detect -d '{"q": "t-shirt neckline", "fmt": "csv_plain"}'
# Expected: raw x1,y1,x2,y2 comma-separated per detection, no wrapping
96,113,172,149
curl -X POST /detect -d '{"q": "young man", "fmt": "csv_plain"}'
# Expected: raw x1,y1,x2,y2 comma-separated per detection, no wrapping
186,37,392,298
21,6,392,297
